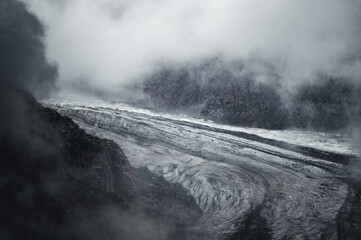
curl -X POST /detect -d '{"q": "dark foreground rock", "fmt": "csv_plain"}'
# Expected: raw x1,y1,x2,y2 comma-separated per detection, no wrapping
0,84,202,240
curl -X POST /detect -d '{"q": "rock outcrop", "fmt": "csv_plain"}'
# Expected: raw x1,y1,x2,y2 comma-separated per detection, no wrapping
143,59,361,131
143,59,288,129
0,84,202,240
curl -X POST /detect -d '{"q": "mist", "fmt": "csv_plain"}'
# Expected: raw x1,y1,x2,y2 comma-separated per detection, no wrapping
2,1,361,238
0,0,57,98
24,0,361,97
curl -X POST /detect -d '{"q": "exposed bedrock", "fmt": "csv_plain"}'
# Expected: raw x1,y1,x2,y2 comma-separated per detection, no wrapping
0,85,202,239
143,59,361,131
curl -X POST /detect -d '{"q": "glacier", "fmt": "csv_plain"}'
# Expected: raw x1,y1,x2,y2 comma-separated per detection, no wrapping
44,98,360,239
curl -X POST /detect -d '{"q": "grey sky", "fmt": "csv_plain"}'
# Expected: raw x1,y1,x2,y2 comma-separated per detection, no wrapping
25,0,361,95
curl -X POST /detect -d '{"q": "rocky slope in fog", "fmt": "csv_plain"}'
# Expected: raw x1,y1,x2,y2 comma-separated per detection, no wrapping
0,85,201,240
144,59,361,130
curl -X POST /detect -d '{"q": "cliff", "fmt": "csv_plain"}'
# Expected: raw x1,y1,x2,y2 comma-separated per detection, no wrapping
143,59,361,131
0,84,202,240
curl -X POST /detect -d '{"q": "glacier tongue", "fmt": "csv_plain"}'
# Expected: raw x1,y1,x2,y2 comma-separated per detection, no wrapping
45,99,357,239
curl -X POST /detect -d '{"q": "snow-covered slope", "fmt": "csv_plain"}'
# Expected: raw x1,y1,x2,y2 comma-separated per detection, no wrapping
44,99,360,239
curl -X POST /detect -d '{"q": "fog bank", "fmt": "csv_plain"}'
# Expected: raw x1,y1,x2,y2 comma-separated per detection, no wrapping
1,0,57,98
25,0,361,97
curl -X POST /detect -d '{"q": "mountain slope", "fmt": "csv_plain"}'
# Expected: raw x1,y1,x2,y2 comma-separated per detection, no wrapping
143,59,361,131
0,84,202,240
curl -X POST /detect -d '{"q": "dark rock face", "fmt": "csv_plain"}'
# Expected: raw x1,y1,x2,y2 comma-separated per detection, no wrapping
40,106,136,200
337,180,361,240
0,84,202,239
0,84,135,200
143,59,361,131
0,0,58,98
144,60,289,129
289,78,361,131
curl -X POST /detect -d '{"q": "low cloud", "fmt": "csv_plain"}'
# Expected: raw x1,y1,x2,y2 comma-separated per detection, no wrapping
0,0,57,98
25,0,361,97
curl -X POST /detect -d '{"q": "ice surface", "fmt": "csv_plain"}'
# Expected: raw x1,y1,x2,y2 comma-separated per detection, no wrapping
44,98,357,239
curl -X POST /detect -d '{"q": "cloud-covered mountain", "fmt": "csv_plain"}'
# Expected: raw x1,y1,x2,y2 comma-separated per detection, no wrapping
0,83,202,240
144,59,361,131
25,0,361,98
0,0,57,98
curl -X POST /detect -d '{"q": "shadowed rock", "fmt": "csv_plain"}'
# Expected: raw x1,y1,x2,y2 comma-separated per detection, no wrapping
0,84,202,240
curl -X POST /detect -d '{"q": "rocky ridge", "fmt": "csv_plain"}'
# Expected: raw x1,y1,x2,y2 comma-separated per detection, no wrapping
0,84,202,240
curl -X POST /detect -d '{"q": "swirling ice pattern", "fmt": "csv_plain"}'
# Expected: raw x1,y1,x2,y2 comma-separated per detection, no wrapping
46,100,356,239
